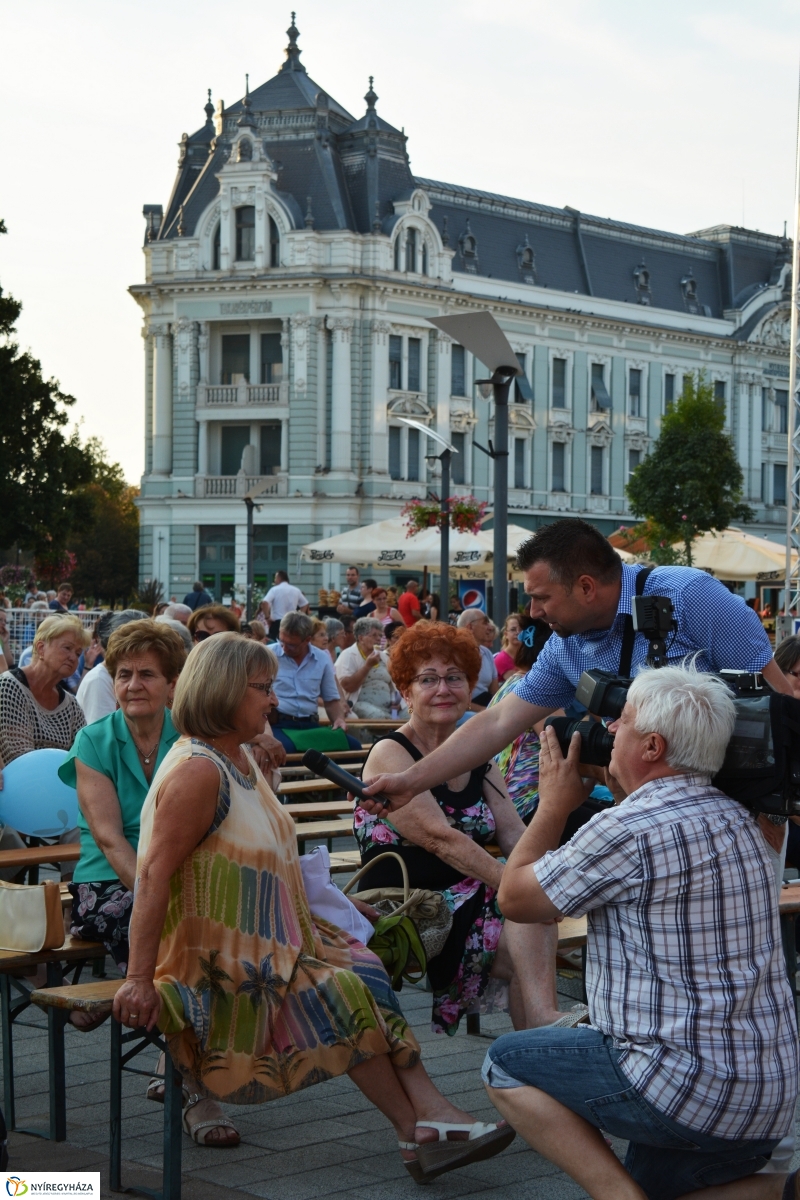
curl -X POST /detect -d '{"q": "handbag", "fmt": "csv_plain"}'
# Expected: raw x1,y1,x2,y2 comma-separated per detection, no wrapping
343,852,453,963
0,879,64,952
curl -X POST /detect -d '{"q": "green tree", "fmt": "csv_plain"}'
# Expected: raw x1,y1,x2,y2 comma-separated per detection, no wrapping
0,219,96,558
626,373,753,565
67,439,139,606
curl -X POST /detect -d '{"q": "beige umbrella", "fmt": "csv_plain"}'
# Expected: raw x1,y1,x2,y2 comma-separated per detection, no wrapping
300,519,532,573
680,528,796,581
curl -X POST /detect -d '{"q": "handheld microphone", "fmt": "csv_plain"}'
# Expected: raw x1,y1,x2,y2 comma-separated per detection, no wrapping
301,750,391,809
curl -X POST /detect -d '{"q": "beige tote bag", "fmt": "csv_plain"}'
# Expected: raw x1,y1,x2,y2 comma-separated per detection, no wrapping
0,880,64,953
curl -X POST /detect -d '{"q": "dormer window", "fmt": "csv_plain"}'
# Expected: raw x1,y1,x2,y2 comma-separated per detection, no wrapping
238,138,253,162
681,271,699,313
458,221,478,274
405,228,417,273
236,206,255,261
633,259,651,305
212,223,221,270
516,236,535,283
269,216,280,268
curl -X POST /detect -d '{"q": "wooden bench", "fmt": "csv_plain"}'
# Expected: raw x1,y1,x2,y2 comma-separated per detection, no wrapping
284,749,369,765
0,844,80,884
277,778,342,796
0,937,107,1141
294,818,354,847
285,800,354,820
31,979,182,1200
280,762,363,778
329,850,361,873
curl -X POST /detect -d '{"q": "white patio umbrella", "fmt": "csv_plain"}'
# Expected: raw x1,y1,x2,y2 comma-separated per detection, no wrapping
680,528,797,581
300,519,533,572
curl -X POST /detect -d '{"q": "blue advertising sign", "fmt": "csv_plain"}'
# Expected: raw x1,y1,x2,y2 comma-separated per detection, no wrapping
458,580,486,612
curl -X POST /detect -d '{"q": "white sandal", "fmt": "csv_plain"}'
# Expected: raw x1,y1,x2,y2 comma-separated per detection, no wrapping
414,1121,515,1179
398,1140,425,1184
544,1003,590,1029
181,1093,240,1147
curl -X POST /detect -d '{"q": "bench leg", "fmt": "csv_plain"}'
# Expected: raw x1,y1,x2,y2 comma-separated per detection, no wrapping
109,1019,122,1192
0,975,15,1133
781,912,798,1027
162,1047,182,1200
44,963,67,1141
466,1013,481,1036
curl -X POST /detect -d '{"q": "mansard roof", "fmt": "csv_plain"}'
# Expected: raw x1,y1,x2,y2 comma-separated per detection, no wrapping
147,16,789,327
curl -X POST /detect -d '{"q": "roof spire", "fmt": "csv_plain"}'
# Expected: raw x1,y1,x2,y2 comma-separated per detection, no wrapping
365,75,378,112
305,196,315,229
238,75,256,128
204,88,214,124
280,11,306,73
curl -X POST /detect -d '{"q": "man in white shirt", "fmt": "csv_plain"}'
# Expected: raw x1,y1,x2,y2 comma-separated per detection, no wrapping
457,609,499,708
261,571,309,639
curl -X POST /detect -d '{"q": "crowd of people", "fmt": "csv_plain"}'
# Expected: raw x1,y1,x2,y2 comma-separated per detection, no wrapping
2,522,800,1195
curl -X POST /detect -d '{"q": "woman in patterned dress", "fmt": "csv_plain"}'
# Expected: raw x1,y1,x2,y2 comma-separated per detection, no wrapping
355,621,565,1035
113,633,514,1180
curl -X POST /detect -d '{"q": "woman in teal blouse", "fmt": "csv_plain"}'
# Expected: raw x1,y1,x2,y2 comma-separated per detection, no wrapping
59,620,186,976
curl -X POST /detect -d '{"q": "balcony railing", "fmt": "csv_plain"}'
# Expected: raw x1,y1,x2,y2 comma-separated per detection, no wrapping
197,383,287,407
196,474,287,498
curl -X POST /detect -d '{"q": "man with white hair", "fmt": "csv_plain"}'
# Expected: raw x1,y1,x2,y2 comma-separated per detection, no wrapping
457,608,499,707
162,603,191,626
482,665,799,1200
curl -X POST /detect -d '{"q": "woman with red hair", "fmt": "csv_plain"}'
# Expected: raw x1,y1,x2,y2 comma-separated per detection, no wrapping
355,622,576,1036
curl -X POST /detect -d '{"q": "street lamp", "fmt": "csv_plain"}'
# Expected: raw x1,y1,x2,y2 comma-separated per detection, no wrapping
427,313,531,634
396,417,459,616
244,478,278,621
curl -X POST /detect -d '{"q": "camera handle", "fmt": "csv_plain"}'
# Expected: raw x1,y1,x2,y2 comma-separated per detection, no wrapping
618,568,655,677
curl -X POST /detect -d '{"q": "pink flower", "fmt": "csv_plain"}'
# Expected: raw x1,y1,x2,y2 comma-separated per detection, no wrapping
372,823,398,845
353,808,367,829
437,998,462,1022
483,917,503,952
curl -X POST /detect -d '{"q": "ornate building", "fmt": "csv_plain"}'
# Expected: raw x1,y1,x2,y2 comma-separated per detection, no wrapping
132,15,792,600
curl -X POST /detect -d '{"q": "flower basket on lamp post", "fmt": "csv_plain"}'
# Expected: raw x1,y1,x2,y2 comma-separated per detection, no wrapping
401,495,486,539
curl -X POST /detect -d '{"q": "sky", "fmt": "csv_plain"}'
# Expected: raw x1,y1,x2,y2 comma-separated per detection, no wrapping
1,0,799,483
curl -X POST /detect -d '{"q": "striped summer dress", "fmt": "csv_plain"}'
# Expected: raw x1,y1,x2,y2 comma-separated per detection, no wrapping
136,737,419,1104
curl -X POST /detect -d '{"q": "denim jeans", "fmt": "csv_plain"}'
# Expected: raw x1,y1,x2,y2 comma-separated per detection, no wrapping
483,1026,781,1200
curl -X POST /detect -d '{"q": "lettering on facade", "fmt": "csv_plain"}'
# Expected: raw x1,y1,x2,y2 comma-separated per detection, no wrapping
219,301,273,315
377,550,406,563
764,363,790,378
453,551,483,563
308,549,335,561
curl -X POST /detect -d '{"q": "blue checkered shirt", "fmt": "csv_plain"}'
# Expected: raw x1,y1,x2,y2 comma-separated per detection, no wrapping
514,563,773,710
535,774,799,1140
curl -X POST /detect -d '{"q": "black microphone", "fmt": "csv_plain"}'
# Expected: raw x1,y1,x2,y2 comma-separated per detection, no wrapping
301,750,392,809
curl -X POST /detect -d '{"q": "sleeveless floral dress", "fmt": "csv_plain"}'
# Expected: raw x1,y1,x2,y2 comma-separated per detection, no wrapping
354,732,505,1036
137,737,419,1103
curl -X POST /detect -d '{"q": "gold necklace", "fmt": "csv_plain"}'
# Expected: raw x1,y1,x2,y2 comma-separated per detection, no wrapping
132,737,159,765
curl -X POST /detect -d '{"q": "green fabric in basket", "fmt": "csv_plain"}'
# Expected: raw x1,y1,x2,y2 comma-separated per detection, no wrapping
282,727,351,752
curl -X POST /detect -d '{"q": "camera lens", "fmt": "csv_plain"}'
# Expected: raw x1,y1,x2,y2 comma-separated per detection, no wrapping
545,716,615,768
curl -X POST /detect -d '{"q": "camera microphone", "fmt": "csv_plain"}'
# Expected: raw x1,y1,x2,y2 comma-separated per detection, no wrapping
301,750,392,809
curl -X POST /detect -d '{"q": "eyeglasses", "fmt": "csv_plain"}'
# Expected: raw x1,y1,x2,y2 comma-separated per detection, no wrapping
193,630,212,642
248,681,275,696
411,671,469,690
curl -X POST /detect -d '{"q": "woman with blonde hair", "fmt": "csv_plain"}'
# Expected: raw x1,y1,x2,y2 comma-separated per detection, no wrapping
0,614,88,778
113,633,514,1176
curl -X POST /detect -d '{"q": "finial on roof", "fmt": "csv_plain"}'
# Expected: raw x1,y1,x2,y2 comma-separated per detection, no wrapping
365,76,378,111
305,196,315,229
177,204,186,237
205,88,214,123
238,75,257,128
280,10,305,73
372,200,382,233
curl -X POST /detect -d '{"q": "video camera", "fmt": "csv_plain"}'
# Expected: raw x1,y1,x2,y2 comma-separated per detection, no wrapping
544,594,800,816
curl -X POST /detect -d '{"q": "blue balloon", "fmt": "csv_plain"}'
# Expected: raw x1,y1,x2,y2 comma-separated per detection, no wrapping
1,749,78,837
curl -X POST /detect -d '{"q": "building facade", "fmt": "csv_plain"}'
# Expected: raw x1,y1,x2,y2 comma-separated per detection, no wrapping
133,16,792,601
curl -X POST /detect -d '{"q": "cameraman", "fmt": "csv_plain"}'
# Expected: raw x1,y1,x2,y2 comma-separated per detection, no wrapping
482,665,798,1200
362,519,791,813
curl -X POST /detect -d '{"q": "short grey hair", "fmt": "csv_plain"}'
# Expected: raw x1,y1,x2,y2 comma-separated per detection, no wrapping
354,617,383,639
164,603,192,622
324,618,344,637
626,664,736,776
280,611,313,640
172,632,277,739
154,615,193,652
457,609,483,628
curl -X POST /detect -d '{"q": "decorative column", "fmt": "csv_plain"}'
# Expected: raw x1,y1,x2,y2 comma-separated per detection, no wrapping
197,422,209,477
370,320,391,476
151,323,173,476
289,314,309,475
326,315,353,472
435,330,452,445
197,322,209,384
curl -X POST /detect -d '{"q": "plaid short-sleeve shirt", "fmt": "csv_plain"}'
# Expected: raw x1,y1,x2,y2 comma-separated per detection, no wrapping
534,774,799,1140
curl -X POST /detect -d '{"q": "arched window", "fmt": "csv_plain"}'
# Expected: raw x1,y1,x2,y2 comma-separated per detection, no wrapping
394,234,402,271
405,227,417,273
212,223,221,270
238,138,253,162
269,216,280,268
421,241,428,276
235,206,255,261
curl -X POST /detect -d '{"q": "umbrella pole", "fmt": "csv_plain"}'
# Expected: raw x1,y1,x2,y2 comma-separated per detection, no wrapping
784,67,800,624
440,450,450,624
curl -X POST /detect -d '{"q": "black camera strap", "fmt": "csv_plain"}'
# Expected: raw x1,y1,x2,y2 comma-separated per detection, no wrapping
618,567,655,678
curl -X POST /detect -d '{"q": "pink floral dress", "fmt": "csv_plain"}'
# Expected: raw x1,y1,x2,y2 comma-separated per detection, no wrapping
353,731,505,1035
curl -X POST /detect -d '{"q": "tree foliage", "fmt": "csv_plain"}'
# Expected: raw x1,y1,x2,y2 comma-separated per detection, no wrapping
626,373,753,565
66,440,139,606
0,219,96,558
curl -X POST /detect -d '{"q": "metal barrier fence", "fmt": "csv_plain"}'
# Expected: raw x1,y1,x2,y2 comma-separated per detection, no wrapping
2,609,106,667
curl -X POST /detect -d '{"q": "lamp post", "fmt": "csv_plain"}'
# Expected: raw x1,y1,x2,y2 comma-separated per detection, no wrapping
426,313,531,635
243,478,277,621
397,418,458,617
